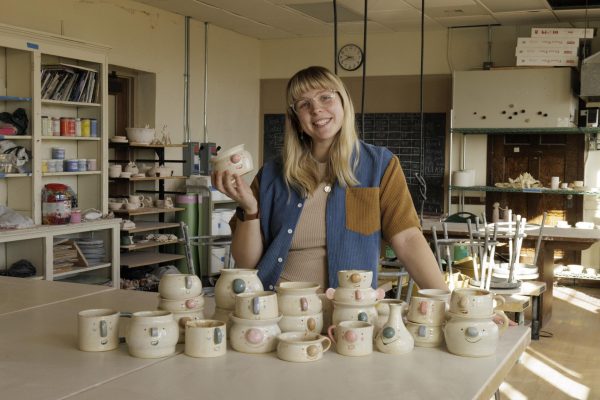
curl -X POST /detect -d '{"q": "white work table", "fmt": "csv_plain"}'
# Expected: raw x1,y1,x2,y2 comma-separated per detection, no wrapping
0,279,530,400
0,276,112,315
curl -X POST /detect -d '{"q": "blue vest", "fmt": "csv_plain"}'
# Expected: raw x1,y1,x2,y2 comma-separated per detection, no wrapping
256,141,393,289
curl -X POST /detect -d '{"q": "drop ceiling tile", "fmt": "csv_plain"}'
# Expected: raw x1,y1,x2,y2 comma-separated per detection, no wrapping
555,9,600,22
477,0,550,13
341,0,414,13
369,9,424,23
381,17,445,31
435,14,499,28
494,10,559,24
405,0,477,8
425,3,491,18
334,21,394,34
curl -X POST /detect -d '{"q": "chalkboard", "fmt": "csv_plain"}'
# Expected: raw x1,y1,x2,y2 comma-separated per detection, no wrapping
263,113,446,214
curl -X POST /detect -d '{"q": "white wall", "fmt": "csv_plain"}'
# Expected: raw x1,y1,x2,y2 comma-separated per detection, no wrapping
0,0,261,177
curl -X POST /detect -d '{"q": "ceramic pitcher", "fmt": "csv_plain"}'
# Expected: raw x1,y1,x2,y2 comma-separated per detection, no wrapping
374,303,414,355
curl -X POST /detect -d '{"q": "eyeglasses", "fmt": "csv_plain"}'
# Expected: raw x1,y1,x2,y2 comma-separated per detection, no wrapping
290,90,338,114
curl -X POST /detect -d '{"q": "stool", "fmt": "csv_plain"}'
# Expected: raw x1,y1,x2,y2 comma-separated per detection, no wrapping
516,280,546,340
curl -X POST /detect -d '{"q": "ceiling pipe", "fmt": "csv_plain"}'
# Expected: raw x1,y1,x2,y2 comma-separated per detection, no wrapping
184,16,191,142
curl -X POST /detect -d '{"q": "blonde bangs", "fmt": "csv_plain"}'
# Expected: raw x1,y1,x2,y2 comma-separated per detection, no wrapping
283,66,361,197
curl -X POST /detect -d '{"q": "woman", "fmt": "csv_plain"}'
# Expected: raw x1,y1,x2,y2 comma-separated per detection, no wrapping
212,66,447,291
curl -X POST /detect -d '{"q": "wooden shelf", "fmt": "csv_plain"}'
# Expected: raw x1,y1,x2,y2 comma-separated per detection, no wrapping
450,185,600,195
120,239,182,251
113,207,184,216
451,127,600,135
0,135,32,140
120,252,185,268
41,136,100,141
43,171,101,177
0,173,32,178
41,99,101,107
121,221,181,233
53,263,111,278
109,142,187,148
129,176,186,181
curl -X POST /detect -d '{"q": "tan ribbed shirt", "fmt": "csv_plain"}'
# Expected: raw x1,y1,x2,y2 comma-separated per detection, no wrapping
278,164,329,290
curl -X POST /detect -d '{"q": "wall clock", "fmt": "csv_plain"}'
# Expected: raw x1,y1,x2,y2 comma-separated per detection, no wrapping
337,43,363,71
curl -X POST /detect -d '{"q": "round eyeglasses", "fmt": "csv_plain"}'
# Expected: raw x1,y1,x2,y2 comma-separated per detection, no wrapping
290,90,338,114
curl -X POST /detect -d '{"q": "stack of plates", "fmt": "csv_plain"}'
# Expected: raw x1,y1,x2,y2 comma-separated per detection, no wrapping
110,136,128,143
76,239,106,265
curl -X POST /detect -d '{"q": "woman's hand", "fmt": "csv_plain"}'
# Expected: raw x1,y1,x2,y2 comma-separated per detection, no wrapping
211,170,258,213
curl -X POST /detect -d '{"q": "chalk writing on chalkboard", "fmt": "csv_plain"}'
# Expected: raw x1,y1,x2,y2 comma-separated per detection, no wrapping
263,113,446,214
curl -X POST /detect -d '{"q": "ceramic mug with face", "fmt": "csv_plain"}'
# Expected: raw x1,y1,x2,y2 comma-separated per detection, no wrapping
405,321,444,348
185,320,226,358
125,310,179,358
158,274,202,301
279,312,323,334
327,320,373,356
443,311,509,357
277,332,331,362
337,270,373,289
406,297,446,326
234,291,279,320
210,144,254,176
229,313,282,353
78,309,122,352
449,288,505,318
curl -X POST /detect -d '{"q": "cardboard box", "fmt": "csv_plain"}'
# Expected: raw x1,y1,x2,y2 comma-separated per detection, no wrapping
516,56,579,67
517,37,579,48
516,47,579,57
531,27,594,38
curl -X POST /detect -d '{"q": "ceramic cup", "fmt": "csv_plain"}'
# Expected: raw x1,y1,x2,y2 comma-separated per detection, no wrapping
229,313,282,353
78,309,122,352
209,144,254,176
214,268,264,310
125,310,179,358
551,176,560,190
158,294,205,312
234,290,279,320
158,274,203,300
417,289,452,312
278,312,323,333
405,321,444,348
327,320,373,356
331,301,378,326
128,195,144,204
406,297,446,326
325,287,385,304
277,332,331,362
184,320,226,358
560,182,569,189
444,310,509,357
108,164,122,178
276,282,322,316
172,309,206,344
337,270,373,289
449,288,505,318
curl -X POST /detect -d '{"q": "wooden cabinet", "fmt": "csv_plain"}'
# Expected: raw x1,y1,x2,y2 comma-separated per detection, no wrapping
0,23,109,224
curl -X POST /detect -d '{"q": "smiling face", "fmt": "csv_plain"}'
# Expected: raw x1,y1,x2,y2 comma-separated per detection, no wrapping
294,88,344,151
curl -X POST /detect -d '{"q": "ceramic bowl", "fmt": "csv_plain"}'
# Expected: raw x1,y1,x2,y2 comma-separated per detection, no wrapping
119,171,132,179
229,313,282,353
126,127,155,144
277,332,331,362
568,264,584,274
278,312,323,333
108,202,123,211
234,291,279,320
406,321,444,348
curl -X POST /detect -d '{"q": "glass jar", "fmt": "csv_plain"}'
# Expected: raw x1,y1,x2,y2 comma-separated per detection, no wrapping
42,183,73,225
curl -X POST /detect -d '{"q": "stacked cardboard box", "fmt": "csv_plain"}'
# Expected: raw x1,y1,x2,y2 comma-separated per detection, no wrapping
516,28,594,67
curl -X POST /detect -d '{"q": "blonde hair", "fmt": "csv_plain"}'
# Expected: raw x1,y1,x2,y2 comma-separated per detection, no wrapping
284,66,360,197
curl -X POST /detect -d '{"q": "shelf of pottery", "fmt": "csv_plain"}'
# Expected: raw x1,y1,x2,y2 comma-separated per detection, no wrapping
108,137,188,272
0,23,109,226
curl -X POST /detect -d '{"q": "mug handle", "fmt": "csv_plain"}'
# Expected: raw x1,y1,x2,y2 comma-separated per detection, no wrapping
327,324,337,345
320,336,332,353
494,310,510,335
493,295,506,309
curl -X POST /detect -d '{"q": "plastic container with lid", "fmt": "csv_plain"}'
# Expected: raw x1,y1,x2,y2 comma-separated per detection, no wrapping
42,183,75,225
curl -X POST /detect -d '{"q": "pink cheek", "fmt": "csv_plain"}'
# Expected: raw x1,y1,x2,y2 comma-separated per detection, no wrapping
343,331,357,343
230,154,241,163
